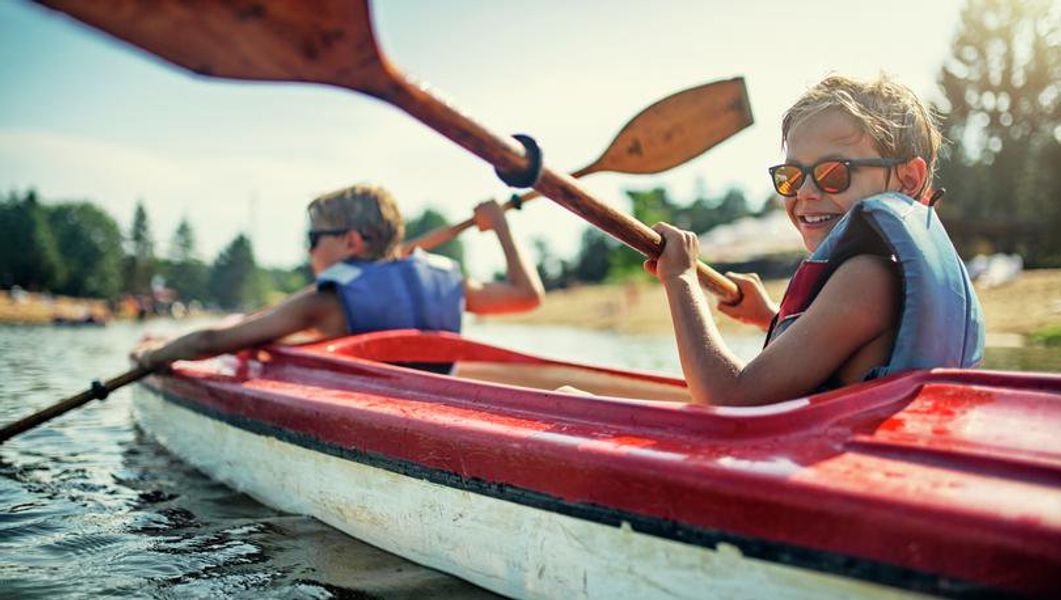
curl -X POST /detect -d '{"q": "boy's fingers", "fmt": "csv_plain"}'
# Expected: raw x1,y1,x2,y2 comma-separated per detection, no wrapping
651,222,680,237
725,272,760,287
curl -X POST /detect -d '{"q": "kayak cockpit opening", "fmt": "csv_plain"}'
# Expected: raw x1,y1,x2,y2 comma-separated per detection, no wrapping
310,330,692,402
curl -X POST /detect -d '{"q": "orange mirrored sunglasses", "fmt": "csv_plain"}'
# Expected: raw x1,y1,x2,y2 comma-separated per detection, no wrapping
769,158,903,197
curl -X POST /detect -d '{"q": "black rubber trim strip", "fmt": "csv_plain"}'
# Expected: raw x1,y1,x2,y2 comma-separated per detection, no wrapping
147,385,1009,599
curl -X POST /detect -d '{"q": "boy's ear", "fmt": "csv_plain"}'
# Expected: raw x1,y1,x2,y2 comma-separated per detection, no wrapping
344,230,366,256
897,157,929,199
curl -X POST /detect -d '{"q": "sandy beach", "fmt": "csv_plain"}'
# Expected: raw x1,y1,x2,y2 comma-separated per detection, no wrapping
0,290,112,324
480,269,1061,344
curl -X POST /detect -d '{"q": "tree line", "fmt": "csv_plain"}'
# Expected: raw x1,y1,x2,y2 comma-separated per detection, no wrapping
530,186,770,290
0,184,761,305
0,191,309,311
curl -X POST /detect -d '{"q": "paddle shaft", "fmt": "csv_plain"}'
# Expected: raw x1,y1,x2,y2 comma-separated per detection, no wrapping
399,165,591,254
0,366,153,444
359,75,741,303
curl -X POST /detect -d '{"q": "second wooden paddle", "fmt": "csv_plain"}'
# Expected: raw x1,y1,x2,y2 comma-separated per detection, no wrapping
400,78,752,254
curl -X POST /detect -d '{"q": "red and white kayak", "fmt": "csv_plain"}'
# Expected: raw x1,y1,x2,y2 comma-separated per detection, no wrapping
133,330,1061,598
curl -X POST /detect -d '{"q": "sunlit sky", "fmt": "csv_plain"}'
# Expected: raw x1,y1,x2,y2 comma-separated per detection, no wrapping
0,1,964,277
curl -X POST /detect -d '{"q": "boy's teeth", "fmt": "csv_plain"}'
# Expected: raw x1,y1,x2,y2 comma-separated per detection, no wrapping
803,214,836,224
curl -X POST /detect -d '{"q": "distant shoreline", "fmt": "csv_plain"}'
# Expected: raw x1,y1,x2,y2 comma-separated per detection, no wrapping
0,290,112,325
7,269,1058,345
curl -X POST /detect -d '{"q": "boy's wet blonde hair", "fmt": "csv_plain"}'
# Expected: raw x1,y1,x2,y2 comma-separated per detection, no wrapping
782,74,943,194
307,184,404,260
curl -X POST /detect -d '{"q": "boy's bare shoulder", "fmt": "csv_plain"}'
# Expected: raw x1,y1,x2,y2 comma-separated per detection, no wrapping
819,254,900,316
834,254,898,287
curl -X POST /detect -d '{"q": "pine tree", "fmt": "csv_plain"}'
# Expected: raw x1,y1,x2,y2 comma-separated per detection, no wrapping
404,208,465,266
123,201,156,293
0,190,65,290
169,217,197,263
165,217,208,302
208,233,264,310
47,202,123,298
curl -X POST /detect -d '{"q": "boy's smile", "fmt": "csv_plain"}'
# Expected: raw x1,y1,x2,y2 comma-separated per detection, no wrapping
782,109,895,252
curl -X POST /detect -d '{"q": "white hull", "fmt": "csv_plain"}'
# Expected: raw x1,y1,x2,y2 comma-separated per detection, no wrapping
134,388,923,599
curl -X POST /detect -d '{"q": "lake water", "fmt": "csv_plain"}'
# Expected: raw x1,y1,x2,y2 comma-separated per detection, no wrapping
1,319,1058,598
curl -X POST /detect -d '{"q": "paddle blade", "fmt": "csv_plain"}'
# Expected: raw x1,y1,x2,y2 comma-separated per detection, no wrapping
592,77,753,175
35,0,393,92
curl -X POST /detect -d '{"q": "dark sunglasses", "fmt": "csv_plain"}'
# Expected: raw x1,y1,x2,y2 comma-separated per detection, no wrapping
307,228,349,250
769,157,904,197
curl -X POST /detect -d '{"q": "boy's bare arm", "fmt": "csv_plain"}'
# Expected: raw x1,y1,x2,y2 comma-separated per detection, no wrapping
136,288,345,368
464,200,545,315
664,254,898,406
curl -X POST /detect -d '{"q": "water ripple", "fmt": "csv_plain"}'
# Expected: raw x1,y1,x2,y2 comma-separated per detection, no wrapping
0,321,499,598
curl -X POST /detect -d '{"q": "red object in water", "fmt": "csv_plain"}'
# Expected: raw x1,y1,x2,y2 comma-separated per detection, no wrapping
138,330,1061,598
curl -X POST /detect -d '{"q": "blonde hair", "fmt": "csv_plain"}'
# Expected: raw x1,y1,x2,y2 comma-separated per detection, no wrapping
782,74,943,192
306,184,404,260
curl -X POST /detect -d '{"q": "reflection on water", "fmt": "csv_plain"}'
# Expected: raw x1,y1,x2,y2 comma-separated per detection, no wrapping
0,318,1057,598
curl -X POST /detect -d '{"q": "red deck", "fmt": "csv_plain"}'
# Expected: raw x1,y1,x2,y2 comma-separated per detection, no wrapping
146,330,1061,596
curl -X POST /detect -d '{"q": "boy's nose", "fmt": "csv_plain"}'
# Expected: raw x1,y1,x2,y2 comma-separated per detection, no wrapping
794,174,823,201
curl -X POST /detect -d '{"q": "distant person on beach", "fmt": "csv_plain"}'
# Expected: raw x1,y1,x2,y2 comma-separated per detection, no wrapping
134,184,543,369
646,75,984,406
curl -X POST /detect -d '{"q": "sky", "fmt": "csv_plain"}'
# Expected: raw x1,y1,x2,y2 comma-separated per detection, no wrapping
0,0,965,277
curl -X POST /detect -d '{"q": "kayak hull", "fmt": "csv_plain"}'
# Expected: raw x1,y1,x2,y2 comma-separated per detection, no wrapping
134,389,920,599
132,330,1061,598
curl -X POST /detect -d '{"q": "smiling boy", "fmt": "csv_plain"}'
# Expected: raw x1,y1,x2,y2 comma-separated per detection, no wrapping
647,75,984,406
135,184,544,369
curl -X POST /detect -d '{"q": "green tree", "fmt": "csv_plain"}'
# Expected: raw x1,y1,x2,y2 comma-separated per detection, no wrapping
569,185,756,284
169,217,196,262
606,187,681,280
676,187,751,234
262,265,312,295
574,228,612,283
532,237,574,290
404,207,465,266
937,0,1060,265
164,217,208,302
123,200,156,293
208,233,264,310
626,187,676,229
46,202,123,298
0,190,65,290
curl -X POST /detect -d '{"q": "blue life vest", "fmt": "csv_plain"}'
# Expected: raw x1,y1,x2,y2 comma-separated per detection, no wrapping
765,192,984,380
316,249,465,334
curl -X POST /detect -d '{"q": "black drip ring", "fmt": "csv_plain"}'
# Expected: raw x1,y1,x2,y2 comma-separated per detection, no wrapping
89,380,109,401
494,134,543,189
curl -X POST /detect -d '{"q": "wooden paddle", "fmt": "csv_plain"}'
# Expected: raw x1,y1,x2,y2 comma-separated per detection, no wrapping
0,366,153,444
400,78,752,254
35,0,743,302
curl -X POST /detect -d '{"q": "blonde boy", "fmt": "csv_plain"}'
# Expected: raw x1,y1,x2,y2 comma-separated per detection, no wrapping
647,75,984,406
136,185,543,368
